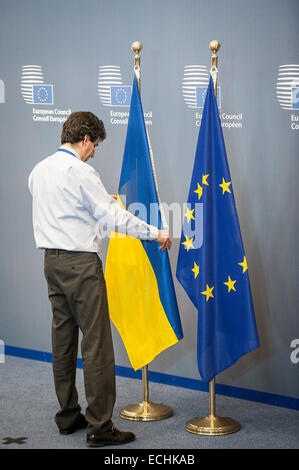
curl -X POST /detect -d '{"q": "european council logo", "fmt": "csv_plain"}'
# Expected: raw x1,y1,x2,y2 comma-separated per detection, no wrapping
111,86,131,106
182,65,220,108
276,64,299,110
98,66,131,107
33,85,53,105
21,65,54,105
196,86,221,108
291,87,299,109
182,65,209,108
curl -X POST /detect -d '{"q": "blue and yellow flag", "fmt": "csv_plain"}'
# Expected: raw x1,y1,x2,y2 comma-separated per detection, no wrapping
105,75,183,371
176,77,259,383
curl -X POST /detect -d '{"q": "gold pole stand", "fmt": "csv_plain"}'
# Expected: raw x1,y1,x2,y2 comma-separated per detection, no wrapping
185,378,240,435
120,365,173,421
186,41,240,436
120,42,173,422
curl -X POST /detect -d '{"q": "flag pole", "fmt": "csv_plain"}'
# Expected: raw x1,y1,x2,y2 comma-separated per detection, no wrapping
119,41,173,421
185,40,241,436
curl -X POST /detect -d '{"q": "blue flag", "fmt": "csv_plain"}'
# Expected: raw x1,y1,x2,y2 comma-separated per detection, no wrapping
176,77,259,383
105,75,183,370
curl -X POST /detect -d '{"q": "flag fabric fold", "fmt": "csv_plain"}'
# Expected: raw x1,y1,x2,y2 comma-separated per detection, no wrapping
105,75,183,371
176,76,259,383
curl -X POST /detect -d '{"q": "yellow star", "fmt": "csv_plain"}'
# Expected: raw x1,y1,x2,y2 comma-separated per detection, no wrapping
181,236,194,252
184,207,195,223
194,182,203,200
238,256,248,273
219,177,231,195
224,275,237,292
201,284,214,302
192,261,199,279
202,174,210,186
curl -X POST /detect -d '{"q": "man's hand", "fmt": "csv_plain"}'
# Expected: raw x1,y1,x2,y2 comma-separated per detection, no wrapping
155,230,172,251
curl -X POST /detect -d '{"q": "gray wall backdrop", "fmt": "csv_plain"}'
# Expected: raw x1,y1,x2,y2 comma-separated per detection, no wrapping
0,0,298,401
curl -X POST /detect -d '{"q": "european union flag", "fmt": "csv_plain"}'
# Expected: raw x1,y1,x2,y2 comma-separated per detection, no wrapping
292,87,299,109
196,86,221,108
111,86,132,106
176,77,259,383
33,84,53,104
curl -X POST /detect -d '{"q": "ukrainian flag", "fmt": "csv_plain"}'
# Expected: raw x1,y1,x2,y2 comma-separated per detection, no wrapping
105,75,183,371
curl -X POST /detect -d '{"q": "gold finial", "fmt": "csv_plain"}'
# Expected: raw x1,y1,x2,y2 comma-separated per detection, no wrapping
209,40,221,53
209,40,221,69
131,41,142,70
131,41,142,55
131,41,142,91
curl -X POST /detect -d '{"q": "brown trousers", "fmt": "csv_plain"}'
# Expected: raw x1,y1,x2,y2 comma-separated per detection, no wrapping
44,249,116,435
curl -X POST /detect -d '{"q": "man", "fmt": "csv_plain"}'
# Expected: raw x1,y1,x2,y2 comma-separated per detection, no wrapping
28,111,171,447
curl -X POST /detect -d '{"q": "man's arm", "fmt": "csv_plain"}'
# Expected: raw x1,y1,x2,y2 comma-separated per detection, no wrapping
109,193,172,250
72,166,172,249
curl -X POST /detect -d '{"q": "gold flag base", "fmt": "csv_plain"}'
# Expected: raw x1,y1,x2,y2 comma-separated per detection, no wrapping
120,364,173,421
120,401,173,421
185,415,241,436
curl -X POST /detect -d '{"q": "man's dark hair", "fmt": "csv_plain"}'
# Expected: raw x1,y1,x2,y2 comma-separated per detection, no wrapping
61,111,106,144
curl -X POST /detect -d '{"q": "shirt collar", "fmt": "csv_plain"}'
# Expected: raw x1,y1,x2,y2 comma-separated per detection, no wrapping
58,145,82,161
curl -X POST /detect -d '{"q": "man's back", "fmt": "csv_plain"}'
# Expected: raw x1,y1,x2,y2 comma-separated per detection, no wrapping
28,147,102,252
29,145,159,253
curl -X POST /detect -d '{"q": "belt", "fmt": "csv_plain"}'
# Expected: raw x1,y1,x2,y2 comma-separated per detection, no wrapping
45,249,91,255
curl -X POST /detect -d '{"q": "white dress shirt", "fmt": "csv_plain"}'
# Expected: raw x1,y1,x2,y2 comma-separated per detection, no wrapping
28,145,159,252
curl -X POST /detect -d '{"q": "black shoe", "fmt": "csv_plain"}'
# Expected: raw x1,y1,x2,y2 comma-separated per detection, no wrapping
86,425,136,447
59,413,87,435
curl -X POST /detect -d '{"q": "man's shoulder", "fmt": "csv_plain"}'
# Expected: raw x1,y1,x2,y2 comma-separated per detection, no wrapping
32,150,80,171
29,153,56,174
71,160,101,179
29,151,102,183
